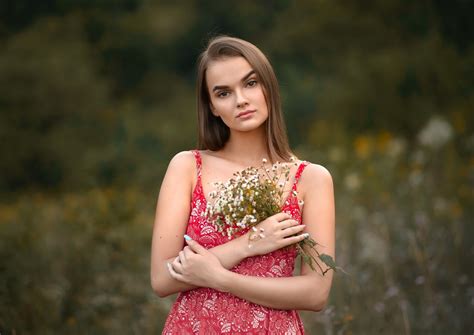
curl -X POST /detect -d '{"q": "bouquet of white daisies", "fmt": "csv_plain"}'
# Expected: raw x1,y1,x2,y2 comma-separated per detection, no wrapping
203,158,337,275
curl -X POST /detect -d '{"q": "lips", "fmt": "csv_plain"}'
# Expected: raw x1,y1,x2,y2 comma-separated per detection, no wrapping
237,110,256,118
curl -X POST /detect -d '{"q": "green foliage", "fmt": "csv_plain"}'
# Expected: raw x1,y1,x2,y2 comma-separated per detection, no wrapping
297,117,472,334
0,189,168,334
0,16,112,191
318,253,337,271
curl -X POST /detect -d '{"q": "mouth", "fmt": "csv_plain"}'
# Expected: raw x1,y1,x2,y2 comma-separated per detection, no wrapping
236,110,256,118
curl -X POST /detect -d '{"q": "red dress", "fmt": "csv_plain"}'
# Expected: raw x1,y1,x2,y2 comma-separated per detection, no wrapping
162,150,309,334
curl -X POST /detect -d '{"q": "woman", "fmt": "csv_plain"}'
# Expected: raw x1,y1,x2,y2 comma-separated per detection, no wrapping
150,35,335,334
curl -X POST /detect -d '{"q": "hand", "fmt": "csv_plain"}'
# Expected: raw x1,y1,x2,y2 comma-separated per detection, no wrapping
244,212,308,257
167,238,226,290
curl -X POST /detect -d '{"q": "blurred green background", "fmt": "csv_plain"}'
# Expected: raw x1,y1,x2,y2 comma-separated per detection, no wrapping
0,1,473,334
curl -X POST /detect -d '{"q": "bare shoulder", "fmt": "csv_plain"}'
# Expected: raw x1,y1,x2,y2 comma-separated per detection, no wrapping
303,163,333,183
299,162,334,194
168,150,196,170
170,150,195,167
163,150,197,185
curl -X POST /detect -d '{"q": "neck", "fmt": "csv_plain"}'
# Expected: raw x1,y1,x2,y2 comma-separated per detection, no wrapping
220,127,269,166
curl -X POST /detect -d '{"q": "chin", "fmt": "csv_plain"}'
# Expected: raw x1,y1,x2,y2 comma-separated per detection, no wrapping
235,122,266,133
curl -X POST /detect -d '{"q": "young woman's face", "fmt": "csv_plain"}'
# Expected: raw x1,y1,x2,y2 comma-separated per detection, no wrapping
206,56,269,132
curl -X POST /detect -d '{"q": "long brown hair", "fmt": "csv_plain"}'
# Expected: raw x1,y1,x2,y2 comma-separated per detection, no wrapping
196,35,294,163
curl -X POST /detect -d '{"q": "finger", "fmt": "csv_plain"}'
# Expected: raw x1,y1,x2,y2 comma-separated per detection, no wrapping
183,245,194,258
183,246,194,258
281,232,310,246
271,212,293,222
179,250,187,265
281,224,306,238
171,257,183,274
185,238,208,255
278,219,300,229
167,262,187,282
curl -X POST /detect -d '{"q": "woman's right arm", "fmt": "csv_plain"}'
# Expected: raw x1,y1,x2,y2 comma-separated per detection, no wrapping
150,151,306,297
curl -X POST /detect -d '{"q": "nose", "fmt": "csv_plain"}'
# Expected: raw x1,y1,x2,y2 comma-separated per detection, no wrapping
235,88,249,108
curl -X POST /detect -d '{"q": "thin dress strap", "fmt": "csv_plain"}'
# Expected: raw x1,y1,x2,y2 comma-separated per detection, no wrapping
191,150,202,180
291,161,309,191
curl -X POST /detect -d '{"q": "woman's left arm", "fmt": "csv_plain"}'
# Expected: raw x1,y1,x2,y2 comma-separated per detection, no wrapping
168,164,335,312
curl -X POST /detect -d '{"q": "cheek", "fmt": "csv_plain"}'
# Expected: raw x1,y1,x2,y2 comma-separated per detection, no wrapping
256,88,269,111
212,98,232,112
211,100,235,120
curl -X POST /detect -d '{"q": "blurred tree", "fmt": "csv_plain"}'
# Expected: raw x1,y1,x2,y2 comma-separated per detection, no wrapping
263,0,474,139
433,0,474,52
0,0,143,35
0,16,112,191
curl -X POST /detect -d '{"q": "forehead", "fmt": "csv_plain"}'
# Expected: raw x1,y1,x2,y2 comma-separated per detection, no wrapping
206,56,254,87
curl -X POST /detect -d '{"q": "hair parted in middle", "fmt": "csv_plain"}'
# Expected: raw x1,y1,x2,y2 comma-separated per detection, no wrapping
196,35,294,163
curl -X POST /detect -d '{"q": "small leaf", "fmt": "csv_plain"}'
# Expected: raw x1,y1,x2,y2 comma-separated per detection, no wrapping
319,253,337,271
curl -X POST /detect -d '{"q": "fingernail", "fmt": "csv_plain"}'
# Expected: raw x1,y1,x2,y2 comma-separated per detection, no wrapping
303,233,310,239
184,234,192,241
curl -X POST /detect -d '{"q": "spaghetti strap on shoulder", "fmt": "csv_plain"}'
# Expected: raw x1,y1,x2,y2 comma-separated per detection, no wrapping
191,149,202,178
291,160,310,191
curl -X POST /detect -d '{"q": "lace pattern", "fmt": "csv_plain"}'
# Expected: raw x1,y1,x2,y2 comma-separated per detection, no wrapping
162,150,309,334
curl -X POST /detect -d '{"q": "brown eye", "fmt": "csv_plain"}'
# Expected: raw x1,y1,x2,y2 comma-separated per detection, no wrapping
217,91,229,98
247,79,258,87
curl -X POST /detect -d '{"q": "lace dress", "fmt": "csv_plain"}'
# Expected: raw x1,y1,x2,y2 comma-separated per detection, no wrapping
162,150,309,334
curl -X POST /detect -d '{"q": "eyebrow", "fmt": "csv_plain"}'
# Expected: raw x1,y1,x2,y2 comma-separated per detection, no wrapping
212,70,256,92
